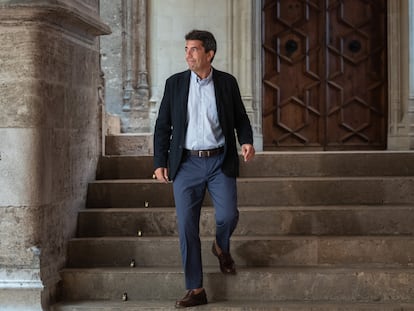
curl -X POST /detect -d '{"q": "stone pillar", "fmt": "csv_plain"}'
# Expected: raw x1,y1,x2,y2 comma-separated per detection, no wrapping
387,0,411,149
408,0,414,145
122,0,150,132
0,1,110,310
252,0,264,151
231,0,262,151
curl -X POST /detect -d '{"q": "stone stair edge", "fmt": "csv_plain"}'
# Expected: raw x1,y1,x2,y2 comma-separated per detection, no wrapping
96,151,414,179
59,260,414,303
100,150,414,156
60,265,414,273
86,177,414,208
77,204,414,211
88,176,414,184
69,235,414,241
66,235,414,268
51,300,414,311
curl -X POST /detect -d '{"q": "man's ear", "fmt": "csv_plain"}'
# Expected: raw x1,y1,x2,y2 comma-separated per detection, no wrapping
207,50,215,62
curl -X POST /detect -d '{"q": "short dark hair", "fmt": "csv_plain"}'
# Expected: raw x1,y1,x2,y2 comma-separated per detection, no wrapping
185,29,217,62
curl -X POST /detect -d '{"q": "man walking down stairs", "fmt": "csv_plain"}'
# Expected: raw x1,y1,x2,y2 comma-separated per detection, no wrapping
51,151,414,310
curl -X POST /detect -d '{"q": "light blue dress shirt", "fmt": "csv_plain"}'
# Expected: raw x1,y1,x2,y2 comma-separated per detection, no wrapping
184,69,225,150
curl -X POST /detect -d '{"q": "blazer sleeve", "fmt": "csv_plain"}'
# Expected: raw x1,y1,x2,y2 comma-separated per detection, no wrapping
153,79,172,170
231,76,254,146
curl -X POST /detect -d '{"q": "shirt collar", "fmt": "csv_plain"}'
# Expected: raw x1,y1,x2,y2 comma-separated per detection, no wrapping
191,68,213,85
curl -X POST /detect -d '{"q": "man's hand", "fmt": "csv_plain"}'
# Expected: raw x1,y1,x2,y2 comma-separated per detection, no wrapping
154,167,169,183
241,144,255,162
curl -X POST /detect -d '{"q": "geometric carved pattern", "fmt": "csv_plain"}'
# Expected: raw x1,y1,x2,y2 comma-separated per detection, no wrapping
262,0,387,150
326,0,387,148
262,0,323,148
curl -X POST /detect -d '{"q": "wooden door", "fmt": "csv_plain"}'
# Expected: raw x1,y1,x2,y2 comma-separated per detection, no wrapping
262,0,387,150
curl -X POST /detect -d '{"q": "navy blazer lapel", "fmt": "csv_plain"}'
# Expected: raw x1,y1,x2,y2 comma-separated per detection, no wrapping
212,69,225,130
180,70,191,125
213,70,222,106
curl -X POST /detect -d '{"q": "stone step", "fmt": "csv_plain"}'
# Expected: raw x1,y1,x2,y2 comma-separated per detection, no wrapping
77,205,414,237
59,266,414,302
96,152,414,179
51,300,414,311
86,177,414,208
56,151,414,310
67,235,414,268
105,134,153,156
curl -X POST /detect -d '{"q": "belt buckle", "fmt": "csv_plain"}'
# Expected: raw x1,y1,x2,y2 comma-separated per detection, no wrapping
198,150,203,157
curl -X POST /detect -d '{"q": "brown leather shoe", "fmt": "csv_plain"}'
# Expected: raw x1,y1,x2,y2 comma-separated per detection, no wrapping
175,289,208,308
212,241,236,274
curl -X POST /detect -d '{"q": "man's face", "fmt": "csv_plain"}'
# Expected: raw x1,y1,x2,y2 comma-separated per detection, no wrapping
185,40,214,75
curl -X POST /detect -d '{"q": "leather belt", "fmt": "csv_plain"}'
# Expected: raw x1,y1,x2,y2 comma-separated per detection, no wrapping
185,146,224,158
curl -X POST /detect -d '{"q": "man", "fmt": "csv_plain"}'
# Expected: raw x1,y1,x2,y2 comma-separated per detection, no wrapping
153,29,255,308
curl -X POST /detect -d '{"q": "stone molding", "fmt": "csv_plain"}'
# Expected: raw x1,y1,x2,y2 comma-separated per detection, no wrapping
0,268,42,289
0,1,111,38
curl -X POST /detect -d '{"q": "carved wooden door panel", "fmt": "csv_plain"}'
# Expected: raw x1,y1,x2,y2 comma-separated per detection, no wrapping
262,0,387,150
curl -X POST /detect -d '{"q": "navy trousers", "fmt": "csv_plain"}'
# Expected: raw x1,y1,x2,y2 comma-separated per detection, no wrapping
172,152,239,289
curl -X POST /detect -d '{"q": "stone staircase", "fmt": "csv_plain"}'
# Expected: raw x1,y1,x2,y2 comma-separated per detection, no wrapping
51,151,414,310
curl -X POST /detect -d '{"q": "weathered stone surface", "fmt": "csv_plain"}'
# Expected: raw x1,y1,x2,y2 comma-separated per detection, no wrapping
50,300,414,311
66,236,414,268
85,177,414,208
76,206,414,237
0,206,42,267
0,288,42,311
59,267,414,302
95,152,414,179
105,134,153,155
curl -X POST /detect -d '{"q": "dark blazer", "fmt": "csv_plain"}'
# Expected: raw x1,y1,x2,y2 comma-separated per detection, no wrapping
153,68,253,180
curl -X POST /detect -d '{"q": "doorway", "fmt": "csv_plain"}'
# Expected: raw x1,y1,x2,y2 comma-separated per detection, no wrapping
262,0,388,150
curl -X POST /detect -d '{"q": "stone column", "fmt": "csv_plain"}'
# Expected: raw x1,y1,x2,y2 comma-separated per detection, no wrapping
252,0,265,151
121,0,150,132
387,0,411,149
231,0,262,150
408,0,414,144
101,0,150,133
222,0,262,150
122,0,135,115
0,1,110,310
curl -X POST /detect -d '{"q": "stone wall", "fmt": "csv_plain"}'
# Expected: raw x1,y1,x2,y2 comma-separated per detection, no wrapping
148,0,236,120
0,1,110,310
